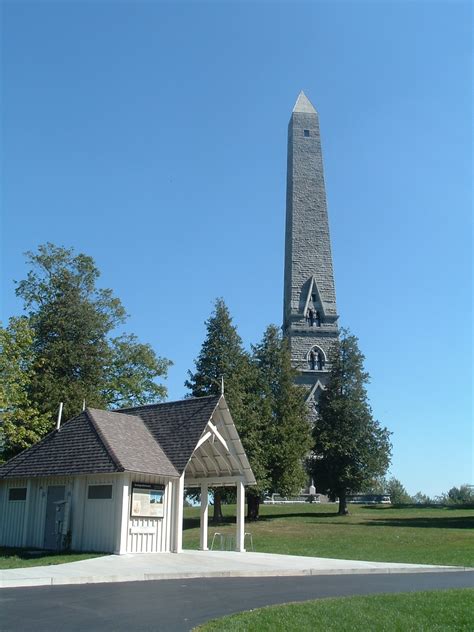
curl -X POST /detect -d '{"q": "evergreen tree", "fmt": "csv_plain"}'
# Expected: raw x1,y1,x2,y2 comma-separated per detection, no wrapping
311,331,392,515
0,317,49,460
186,306,312,522
13,243,170,430
185,298,268,521
251,325,311,518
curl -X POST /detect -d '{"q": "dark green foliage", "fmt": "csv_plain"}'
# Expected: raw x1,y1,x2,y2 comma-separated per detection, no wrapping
412,491,434,505
362,476,412,504
385,477,412,504
5,243,170,451
102,334,169,408
252,325,311,499
446,485,474,505
311,331,392,515
185,298,266,520
0,317,50,460
186,302,311,521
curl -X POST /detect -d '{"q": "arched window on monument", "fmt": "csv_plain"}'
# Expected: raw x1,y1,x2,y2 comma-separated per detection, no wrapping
308,346,326,371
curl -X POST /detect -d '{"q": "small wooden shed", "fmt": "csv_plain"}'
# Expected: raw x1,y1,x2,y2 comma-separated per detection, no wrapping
0,395,255,554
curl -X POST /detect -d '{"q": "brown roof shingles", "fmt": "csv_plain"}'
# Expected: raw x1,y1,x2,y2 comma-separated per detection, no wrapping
87,408,178,477
0,412,118,479
0,395,220,479
120,395,220,473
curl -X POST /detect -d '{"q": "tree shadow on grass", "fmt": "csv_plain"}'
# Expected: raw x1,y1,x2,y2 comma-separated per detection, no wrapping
255,512,339,522
183,516,237,531
183,512,341,530
362,516,474,530
363,503,474,511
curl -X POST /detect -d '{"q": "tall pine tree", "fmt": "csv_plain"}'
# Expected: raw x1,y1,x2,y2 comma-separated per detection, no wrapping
185,298,268,521
186,305,312,521
251,325,312,519
311,331,392,515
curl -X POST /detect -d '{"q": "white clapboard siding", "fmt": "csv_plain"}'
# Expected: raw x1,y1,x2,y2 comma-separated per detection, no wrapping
81,475,118,552
0,479,28,547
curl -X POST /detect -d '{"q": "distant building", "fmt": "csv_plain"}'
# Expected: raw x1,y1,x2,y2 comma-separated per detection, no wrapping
283,92,339,410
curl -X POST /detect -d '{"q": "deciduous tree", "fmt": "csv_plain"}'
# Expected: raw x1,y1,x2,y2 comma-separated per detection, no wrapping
0,317,49,460
13,243,170,431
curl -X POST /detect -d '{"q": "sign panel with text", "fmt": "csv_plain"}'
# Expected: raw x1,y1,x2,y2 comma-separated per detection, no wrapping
131,483,165,518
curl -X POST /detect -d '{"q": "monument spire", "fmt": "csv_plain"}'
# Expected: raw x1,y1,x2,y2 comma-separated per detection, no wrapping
283,92,339,408
292,91,317,114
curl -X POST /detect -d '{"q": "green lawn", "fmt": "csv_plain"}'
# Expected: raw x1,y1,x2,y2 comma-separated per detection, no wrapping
183,503,474,567
0,548,105,569
195,589,474,631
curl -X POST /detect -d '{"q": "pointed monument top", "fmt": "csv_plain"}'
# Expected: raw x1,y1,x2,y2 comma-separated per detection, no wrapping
293,91,317,114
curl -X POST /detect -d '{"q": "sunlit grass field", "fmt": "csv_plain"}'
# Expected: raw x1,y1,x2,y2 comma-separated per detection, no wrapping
195,589,474,631
183,503,474,567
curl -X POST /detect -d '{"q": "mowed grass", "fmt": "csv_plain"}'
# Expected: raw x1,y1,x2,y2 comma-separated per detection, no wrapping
195,589,474,631
183,503,474,567
0,548,105,569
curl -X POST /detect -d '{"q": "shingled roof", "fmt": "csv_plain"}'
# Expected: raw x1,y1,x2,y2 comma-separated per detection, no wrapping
120,395,221,473
0,411,118,479
0,395,220,479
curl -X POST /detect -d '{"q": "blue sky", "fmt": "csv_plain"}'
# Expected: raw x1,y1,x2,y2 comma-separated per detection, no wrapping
1,1,472,497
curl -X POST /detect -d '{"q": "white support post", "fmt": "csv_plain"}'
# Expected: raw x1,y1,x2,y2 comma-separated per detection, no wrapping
172,473,185,553
115,473,130,554
235,480,245,552
200,483,209,551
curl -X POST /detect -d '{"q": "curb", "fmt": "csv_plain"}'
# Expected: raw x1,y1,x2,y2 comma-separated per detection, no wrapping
1,565,471,589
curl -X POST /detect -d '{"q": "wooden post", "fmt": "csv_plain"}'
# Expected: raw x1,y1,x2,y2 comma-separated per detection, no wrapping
200,483,208,551
235,480,245,552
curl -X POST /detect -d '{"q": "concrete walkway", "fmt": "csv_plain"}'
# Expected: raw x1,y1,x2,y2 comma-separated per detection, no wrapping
1,550,470,588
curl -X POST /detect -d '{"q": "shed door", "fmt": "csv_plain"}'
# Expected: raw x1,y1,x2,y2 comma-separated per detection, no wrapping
44,485,65,549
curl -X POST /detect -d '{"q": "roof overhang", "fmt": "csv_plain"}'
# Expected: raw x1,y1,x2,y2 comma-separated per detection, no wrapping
184,395,256,488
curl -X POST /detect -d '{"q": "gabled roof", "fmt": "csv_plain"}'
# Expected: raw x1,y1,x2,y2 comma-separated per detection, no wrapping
87,408,178,478
0,411,118,479
120,395,221,474
0,395,221,480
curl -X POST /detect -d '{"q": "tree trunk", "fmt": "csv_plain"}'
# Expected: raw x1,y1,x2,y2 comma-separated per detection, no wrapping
212,489,223,523
247,493,260,521
338,490,349,515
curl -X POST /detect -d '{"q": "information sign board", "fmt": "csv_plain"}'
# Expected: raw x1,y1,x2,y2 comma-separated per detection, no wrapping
131,483,165,518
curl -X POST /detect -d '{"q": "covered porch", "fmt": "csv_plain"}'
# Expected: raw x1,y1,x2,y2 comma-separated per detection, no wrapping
170,396,255,553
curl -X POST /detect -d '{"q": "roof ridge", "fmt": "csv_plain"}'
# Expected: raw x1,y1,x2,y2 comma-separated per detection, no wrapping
85,408,124,472
118,394,220,413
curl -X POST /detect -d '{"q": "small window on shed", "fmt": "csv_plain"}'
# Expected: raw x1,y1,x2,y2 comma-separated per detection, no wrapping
88,485,113,500
9,488,27,501
304,129,310,137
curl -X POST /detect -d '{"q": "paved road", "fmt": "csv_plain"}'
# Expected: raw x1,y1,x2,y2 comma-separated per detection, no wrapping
1,571,473,631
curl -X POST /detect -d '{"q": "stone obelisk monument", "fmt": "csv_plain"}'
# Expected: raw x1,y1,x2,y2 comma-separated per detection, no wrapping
283,91,339,408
